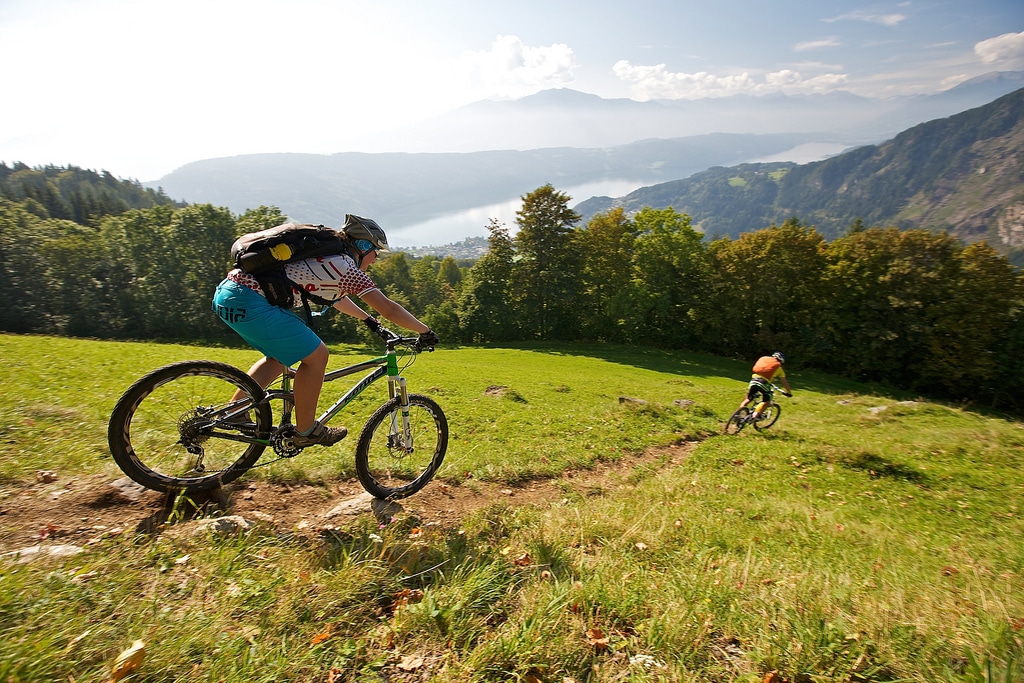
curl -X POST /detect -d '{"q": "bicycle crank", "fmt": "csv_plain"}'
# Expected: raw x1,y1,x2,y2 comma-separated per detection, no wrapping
271,426,303,458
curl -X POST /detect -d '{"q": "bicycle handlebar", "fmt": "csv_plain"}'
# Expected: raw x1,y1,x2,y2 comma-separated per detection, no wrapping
374,325,434,353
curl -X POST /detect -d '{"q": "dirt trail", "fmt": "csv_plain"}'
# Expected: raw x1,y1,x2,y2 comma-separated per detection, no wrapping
0,444,693,552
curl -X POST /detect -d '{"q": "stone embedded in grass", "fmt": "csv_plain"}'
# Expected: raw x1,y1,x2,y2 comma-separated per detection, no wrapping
1,543,84,563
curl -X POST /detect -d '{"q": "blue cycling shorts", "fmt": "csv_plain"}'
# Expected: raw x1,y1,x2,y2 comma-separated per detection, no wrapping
212,279,321,367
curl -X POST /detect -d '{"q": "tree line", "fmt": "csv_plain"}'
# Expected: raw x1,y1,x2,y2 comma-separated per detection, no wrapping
1,179,1021,413
0,162,182,226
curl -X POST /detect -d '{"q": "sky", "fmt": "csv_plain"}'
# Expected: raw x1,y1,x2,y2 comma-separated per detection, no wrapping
1,0,1022,182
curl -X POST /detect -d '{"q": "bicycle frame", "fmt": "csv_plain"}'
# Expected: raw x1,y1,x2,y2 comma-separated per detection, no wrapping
257,339,413,443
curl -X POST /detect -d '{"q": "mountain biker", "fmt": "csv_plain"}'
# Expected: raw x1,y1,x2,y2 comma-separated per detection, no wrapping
738,351,793,415
212,217,439,448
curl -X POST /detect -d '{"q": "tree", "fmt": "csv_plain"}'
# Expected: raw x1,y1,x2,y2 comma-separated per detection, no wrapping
369,251,415,304
235,205,288,235
437,255,463,298
0,200,56,332
702,218,827,359
573,207,637,341
931,240,1022,403
625,207,708,347
512,184,581,339
821,227,961,388
102,204,235,339
410,256,443,312
458,219,518,342
40,220,127,336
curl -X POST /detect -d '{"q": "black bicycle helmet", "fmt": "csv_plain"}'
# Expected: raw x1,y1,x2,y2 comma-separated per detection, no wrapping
341,214,390,252
772,351,786,364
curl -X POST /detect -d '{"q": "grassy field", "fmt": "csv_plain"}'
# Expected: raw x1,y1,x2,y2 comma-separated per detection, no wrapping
0,333,1022,682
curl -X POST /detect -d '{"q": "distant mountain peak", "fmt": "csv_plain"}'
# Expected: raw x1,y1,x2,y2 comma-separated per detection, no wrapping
576,86,1024,260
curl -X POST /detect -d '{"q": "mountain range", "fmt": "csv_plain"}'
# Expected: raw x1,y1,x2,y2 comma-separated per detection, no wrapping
145,71,1024,251
353,71,1024,154
577,86,1024,262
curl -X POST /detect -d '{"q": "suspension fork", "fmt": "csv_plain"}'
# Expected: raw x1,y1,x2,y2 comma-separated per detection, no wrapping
385,351,413,447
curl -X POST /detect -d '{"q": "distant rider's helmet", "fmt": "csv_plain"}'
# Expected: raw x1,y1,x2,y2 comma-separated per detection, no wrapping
772,351,786,364
341,214,390,253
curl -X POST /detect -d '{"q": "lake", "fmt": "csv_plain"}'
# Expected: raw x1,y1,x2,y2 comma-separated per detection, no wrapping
386,141,852,247
387,179,647,247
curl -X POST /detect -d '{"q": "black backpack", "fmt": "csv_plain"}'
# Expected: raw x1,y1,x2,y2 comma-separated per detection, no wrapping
229,223,352,316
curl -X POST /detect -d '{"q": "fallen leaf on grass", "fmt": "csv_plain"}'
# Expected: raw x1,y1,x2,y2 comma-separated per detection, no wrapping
311,624,332,645
109,640,145,682
513,553,533,567
392,588,425,608
586,627,609,651
397,654,424,671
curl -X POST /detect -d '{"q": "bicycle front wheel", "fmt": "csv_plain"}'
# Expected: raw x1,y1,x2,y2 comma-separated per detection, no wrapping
355,394,448,500
107,360,273,493
753,403,781,431
724,407,750,434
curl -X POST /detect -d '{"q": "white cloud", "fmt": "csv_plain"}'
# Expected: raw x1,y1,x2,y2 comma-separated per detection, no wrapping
458,35,577,98
974,31,1024,69
795,36,842,52
611,61,848,99
825,11,907,26
940,74,971,89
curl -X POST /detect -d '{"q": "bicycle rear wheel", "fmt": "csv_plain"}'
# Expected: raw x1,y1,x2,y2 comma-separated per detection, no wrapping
753,403,781,431
107,360,272,492
724,407,751,434
354,394,448,499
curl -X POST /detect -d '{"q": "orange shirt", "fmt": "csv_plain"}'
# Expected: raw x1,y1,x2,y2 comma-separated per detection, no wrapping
751,356,785,382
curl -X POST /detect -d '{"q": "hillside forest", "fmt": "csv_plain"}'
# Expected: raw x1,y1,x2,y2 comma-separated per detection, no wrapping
1,165,1022,414
577,87,1024,266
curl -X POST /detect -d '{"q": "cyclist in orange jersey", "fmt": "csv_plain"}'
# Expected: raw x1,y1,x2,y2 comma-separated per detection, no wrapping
738,351,793,412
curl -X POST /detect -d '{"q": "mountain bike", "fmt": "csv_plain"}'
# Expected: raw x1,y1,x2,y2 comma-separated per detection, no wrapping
724,383,789,434
107,327,448,500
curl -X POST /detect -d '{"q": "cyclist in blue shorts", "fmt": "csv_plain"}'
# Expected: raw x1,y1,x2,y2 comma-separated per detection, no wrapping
213,216,438,448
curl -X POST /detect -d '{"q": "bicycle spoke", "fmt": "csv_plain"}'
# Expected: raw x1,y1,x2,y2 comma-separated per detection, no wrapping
108,361,271,492
355,395,448,499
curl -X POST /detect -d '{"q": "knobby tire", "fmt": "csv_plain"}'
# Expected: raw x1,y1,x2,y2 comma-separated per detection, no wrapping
355,394,448,499
753,403,781,431
107,360,272,492
724,407,750,434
